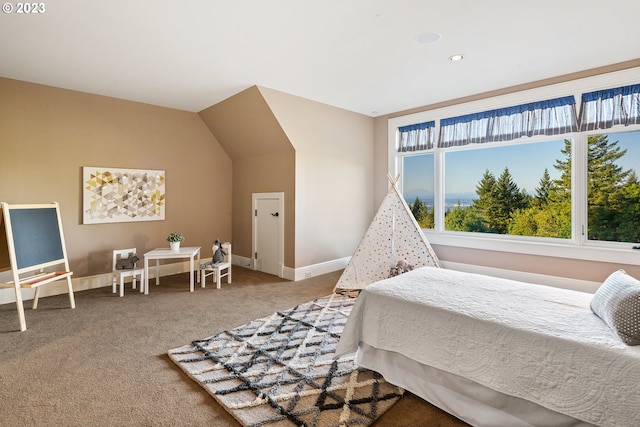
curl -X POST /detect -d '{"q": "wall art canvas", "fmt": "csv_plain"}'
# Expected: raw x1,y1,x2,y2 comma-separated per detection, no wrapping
83,167,166,224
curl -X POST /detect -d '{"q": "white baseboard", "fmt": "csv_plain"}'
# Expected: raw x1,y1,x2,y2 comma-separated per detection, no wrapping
231,255,350,282
224,256,598,292
0,260,196,306
285,257,598,291
289,257,351,281
441,261,600,294
232,255,253,269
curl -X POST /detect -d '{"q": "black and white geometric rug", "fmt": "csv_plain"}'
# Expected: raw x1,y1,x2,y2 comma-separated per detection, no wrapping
168,293,404,427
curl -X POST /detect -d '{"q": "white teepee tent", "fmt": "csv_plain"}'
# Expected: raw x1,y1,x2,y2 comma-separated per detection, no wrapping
335,175,441,291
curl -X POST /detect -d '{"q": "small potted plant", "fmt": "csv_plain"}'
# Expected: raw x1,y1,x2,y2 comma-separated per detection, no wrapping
167,232,185,251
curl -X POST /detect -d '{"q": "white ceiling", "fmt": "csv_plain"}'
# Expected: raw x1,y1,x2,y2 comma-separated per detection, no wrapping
2,0,639,117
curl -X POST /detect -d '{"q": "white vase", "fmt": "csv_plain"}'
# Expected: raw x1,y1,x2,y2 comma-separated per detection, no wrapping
170,241,181,251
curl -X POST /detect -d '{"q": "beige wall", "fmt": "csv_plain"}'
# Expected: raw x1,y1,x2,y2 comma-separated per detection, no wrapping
198,87,296,267
199,86,374,271
259,87,374,268
0,77,370,283
0,78,232,278
373,60,640,282
232,151,296,266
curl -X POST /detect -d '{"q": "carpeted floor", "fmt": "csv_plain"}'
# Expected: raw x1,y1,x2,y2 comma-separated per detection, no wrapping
0,267,469,426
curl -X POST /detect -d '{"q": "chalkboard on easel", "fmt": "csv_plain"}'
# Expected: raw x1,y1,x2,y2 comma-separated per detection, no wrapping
0,203,68,273
9,207,65,270
0,202,75,332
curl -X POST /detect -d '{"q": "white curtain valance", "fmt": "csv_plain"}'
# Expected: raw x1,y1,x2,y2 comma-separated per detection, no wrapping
439,96,578,148
579,84,640,131
398,121,436,152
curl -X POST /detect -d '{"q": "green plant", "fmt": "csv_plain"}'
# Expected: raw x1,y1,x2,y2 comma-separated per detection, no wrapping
167,232,185,243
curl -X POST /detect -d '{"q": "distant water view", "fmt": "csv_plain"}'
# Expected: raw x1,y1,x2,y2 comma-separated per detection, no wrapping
403,192,476,210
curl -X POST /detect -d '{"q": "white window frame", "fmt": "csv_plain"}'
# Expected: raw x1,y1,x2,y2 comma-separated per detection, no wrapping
389,67,640,265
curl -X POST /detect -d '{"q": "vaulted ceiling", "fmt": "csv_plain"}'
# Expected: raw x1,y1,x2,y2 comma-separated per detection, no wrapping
1,1,639,117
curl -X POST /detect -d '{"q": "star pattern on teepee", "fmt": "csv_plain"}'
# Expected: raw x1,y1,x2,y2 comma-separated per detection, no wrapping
168,293,404,427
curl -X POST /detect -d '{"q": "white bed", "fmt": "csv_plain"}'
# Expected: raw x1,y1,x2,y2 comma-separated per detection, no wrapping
334,267,640,427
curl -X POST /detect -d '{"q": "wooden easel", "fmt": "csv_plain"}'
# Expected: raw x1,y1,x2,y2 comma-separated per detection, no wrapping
0,202,75,331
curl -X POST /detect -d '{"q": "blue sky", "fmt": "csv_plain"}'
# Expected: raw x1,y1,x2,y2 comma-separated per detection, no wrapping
403,130,640,197
615,130,640,173
444,140,565,194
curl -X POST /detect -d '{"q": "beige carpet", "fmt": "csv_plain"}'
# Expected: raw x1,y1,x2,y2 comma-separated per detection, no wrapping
0,267,469,426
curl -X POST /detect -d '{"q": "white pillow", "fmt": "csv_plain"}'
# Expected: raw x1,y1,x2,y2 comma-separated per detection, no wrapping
590,269,640,346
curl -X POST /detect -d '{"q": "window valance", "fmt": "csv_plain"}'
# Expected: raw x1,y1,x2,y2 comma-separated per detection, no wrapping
579,84,640,131
439,96,578,148
397,121,436,152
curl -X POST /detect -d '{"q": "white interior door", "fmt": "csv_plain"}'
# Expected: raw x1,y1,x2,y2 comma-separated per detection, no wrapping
252,193,284,277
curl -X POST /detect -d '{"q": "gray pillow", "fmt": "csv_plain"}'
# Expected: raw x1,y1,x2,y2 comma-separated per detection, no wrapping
591,269,640,345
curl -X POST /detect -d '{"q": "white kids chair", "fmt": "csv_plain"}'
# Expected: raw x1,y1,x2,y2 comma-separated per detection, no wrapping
112,248,145,297
200,242,231,289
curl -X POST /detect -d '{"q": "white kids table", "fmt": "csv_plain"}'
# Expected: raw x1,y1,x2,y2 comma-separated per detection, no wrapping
143,246,201,293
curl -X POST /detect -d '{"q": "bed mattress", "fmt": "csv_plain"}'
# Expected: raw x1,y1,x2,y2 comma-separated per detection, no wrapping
335,267,640,427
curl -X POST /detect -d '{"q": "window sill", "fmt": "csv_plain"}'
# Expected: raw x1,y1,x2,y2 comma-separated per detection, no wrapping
423,230,640,265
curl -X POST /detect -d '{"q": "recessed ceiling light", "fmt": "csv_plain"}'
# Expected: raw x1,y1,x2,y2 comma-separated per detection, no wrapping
449,54,464,62
416,32,442,45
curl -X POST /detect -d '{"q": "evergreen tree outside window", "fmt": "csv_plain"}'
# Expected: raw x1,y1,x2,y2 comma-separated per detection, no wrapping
587,131,640,243
580,84,640,243
443,140,569,237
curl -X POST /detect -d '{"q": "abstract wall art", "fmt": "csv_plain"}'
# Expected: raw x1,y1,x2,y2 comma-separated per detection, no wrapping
83,166,166,224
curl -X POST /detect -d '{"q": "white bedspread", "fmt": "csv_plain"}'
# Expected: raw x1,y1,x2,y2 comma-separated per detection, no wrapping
335,267,640,427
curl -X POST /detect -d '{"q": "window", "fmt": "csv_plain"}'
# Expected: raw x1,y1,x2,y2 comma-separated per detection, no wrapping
587,130,640,243
580,83,640,244
443,139,570,238
402,153,435,228
390,68,640,264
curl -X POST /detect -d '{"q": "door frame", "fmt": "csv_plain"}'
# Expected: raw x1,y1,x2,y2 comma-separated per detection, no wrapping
251,192,285,278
